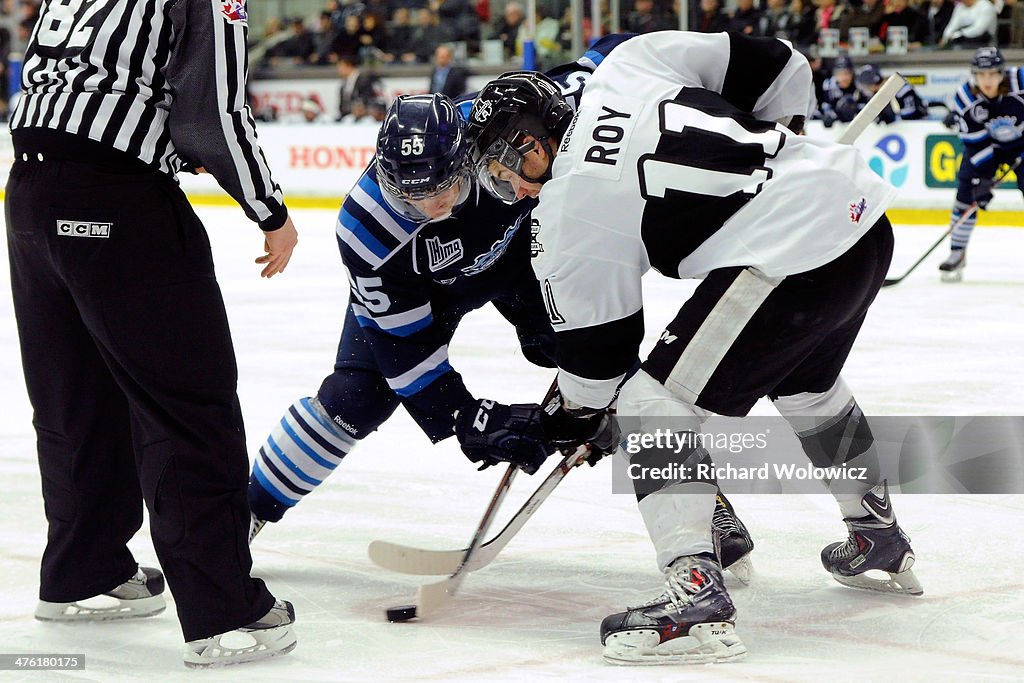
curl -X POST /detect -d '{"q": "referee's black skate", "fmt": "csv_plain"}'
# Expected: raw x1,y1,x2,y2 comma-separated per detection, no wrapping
713,491,754,584
600,554,746,665
184,599,297,668
821,482,923,596
35,566,166,622
938,248,966,282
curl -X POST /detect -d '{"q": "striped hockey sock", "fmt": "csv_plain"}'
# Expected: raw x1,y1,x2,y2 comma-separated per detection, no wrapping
250,396,357,521
950,201,976,251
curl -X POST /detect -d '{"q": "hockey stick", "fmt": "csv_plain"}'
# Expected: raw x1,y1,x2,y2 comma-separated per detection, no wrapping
882,156,1022,287
837,73,908,145
369,445,589,577
385,463,519,620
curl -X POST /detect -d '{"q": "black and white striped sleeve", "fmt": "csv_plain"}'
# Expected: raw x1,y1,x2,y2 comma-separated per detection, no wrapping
166,0,287,231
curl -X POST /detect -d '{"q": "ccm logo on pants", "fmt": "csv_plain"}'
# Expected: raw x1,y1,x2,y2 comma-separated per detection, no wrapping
56,220,112,238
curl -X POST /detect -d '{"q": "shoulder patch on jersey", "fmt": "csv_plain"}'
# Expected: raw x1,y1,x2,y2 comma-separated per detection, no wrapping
221,0,248,25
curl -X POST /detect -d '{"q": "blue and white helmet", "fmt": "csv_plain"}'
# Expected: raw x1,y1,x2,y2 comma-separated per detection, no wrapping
375,94,472,221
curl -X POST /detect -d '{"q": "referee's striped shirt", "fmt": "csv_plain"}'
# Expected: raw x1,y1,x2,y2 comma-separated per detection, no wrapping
11,0,287,231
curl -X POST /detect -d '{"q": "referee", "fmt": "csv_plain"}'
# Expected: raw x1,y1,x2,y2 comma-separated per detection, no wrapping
5,0,298,668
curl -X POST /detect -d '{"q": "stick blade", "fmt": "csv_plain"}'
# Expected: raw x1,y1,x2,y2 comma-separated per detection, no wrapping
368,540,466,576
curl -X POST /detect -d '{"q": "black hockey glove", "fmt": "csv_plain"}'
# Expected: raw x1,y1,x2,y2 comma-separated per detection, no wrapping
454,399,554,475
942,110,960,130
540,388,621,465
971,176,995,209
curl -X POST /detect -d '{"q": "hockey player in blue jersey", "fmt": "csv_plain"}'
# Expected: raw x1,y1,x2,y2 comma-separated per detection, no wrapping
854,64,928,123
940,46,1024,281
246,36,755,580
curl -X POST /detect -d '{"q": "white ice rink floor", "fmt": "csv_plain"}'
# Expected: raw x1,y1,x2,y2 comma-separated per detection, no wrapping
1,206,1023,682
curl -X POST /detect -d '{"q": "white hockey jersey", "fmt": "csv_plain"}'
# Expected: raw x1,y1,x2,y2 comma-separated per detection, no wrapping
530,31,899,408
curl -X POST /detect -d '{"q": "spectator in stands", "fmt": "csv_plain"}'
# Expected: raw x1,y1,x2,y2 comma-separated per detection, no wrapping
625,0,675,34
925,0,956,45
310,11,339,65
278,17,316,64
790,0,821,46
330,12,364,63
881,0,927,45
727,0,762,35
696,0,729,32
814,0,848,40
429,44,469,98
839,0,886,40
494,1,526,59
407,7,446,63
757,0,798,40
358,12,387,64
336,54,381,120
367,98,389,124
383,7,417,63
434,0,480,48
940,0,997,47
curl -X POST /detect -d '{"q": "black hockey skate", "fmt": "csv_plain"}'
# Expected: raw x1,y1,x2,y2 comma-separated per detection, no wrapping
821,482,923,596
938,248,966,282
600,554,747,665
35,566,166,622
713,491,754,584
185,599,297,668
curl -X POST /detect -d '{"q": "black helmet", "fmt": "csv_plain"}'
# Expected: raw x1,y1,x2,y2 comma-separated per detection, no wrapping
856,64,883,88
972,47,1005,73
465,71,574,203
833,55,855,75
376,94,472,221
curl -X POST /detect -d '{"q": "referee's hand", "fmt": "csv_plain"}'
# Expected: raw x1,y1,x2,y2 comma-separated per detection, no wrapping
257,215,298,278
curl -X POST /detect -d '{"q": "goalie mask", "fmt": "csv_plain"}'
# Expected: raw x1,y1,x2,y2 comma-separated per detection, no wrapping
466,71,574,203
376,94,472,222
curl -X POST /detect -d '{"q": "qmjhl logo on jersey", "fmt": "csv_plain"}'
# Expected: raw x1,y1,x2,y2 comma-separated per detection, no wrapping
221,0,248,25
849,198,867,223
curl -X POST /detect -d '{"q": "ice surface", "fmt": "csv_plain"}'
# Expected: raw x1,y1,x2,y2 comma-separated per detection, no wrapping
1,207,1022,681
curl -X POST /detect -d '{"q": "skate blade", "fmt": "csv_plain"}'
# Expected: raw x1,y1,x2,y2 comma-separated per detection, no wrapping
35,595,166,622
940,269,964,283
726,554,755,586
831,568,923,596
603,622,747,665
184,625,297,668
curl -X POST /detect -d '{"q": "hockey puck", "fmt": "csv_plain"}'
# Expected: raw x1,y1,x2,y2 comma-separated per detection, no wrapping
386,604,418,622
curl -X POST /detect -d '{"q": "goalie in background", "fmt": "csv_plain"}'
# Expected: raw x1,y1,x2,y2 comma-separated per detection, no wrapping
939,46,1024,281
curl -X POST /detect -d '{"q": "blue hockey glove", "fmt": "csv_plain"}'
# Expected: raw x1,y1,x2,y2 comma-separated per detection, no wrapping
454,399,553,474
942,110,959,130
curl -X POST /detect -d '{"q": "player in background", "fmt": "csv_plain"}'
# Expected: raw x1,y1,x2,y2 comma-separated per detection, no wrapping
465,30,921,665
247,35,754,578
817,55,858,126
854,64,928,122
939,46,1024,281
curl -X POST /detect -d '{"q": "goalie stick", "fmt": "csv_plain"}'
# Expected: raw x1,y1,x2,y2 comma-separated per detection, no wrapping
369,445,589,577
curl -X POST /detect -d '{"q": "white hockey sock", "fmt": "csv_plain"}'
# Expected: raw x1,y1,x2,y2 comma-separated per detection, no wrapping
639,482,718,571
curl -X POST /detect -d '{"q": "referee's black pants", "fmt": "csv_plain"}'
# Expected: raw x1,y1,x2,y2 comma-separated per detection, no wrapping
5,158,275,641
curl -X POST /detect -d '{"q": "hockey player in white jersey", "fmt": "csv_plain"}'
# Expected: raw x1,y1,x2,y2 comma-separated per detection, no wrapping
464,31,922,665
